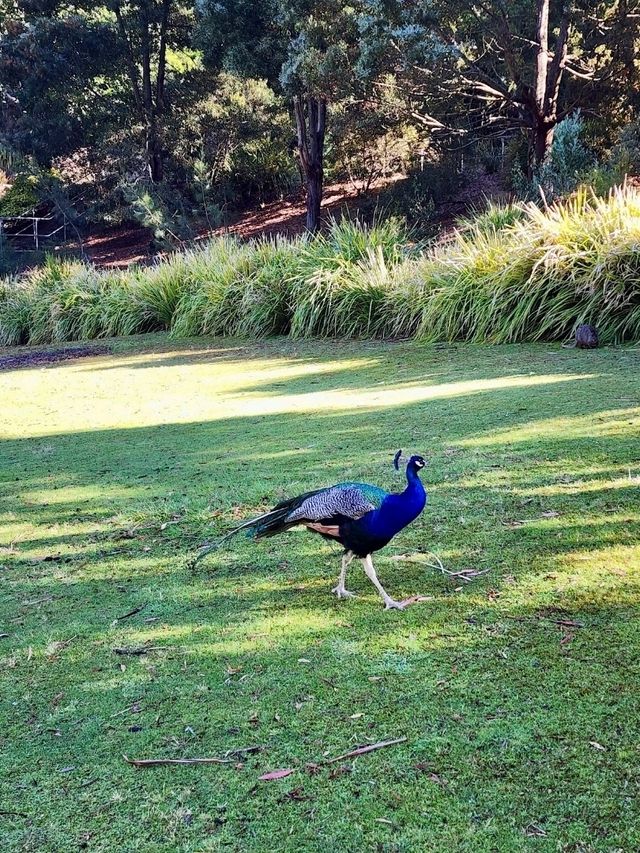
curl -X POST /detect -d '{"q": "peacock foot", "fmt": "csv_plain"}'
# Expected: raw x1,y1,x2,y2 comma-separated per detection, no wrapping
332,585,356,599
383,598,407,611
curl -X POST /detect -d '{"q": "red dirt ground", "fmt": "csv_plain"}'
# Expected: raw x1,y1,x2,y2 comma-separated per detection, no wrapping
77,173,506,269
78,178,400,269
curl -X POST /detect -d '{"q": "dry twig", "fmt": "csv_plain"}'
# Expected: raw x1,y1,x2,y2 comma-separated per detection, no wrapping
324,737,407,764
113,603,146,622
124,755,234,768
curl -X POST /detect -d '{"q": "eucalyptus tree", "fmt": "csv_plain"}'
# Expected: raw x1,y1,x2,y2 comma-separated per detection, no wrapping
197,0,367,231
359,0,639,170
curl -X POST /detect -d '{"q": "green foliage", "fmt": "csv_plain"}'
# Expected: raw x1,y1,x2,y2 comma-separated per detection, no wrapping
3,190,640,347
184,75,297,209
0,174,40,215
611,118,640,176
456,201,526,236
122,183,194,251
415,187,640,345
514,113,594,201
381,160,466,229
288,217,410,337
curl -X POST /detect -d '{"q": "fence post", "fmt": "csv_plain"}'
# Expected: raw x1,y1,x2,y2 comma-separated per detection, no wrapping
34,217,39,251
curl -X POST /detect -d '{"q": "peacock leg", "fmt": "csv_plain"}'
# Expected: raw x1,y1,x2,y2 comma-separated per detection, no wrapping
332,551,356,599
362,555,405,610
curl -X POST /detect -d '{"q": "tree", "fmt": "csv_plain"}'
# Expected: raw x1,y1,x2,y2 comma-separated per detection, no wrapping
0,1,199,183
293,94,326,230
197,0,365,232
360,0,634,172
0,12,119,165
108,0,174,182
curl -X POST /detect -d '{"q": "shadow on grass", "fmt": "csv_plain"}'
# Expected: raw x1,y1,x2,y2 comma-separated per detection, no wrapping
2,339,640,850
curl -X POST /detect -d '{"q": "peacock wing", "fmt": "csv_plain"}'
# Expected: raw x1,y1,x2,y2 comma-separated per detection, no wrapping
284,482,387,523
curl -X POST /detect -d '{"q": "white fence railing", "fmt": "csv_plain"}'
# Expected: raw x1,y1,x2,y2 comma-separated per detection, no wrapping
0,211,68,251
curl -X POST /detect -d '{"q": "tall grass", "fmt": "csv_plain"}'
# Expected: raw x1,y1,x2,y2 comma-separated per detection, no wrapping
2,188,640,347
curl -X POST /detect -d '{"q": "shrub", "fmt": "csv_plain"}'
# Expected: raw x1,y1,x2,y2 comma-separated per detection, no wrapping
0,174,41,216
2,193,640,347
381,159,466,229
513,112,594,201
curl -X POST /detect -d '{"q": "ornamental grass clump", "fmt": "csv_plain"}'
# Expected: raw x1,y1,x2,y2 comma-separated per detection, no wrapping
1,189,640,346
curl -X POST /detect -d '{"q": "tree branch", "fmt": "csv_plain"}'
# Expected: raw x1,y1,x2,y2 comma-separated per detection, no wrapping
113,2,143,114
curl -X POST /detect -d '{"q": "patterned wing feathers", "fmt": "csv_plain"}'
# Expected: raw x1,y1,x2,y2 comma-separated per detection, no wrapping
285,485,378,523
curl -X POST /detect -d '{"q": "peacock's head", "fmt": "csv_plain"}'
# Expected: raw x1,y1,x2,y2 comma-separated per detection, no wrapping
393,450,427,472
408,454,426,472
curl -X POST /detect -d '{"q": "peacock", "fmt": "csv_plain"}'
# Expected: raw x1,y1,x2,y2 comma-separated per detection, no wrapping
197,451,427,610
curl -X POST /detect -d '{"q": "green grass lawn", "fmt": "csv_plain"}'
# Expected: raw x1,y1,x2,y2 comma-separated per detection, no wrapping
1,335,640,852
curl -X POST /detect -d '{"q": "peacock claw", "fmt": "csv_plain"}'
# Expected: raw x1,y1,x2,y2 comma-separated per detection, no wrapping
332,586,356,599
384,599,407,611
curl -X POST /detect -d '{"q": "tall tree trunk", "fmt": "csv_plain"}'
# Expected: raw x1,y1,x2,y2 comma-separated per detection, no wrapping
115,0,171,184
529,0,571,173
293,94,327,233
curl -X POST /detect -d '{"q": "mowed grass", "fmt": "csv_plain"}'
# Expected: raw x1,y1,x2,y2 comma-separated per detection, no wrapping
1,335,640,853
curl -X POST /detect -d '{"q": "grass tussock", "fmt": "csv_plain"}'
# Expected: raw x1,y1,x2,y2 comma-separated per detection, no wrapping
2,187,640,347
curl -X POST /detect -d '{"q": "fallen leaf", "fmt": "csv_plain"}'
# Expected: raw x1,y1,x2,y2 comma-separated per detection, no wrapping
375,818,393,825
259,768,294,781
368,676,383,682
589,741,606,751
297,658,311,664
349,712,364,719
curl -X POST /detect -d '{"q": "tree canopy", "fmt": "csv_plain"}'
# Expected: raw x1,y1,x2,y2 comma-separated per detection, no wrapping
0,0,639,230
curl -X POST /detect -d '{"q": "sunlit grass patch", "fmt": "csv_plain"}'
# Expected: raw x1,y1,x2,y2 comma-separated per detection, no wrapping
1,336,639,851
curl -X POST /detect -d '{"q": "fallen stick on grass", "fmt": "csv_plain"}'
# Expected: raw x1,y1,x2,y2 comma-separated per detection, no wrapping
324,737,407,764
112,646,163,656
113,603,147,622
124,738,407,771
124,755,234,768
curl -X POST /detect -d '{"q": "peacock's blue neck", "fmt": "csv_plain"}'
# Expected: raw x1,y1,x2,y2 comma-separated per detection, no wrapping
362,464,427,540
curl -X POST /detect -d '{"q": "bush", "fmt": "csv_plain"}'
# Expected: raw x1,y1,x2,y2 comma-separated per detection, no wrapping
2,192,640,347
0,174,41,216
381,159,466,229
513,112,594,201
